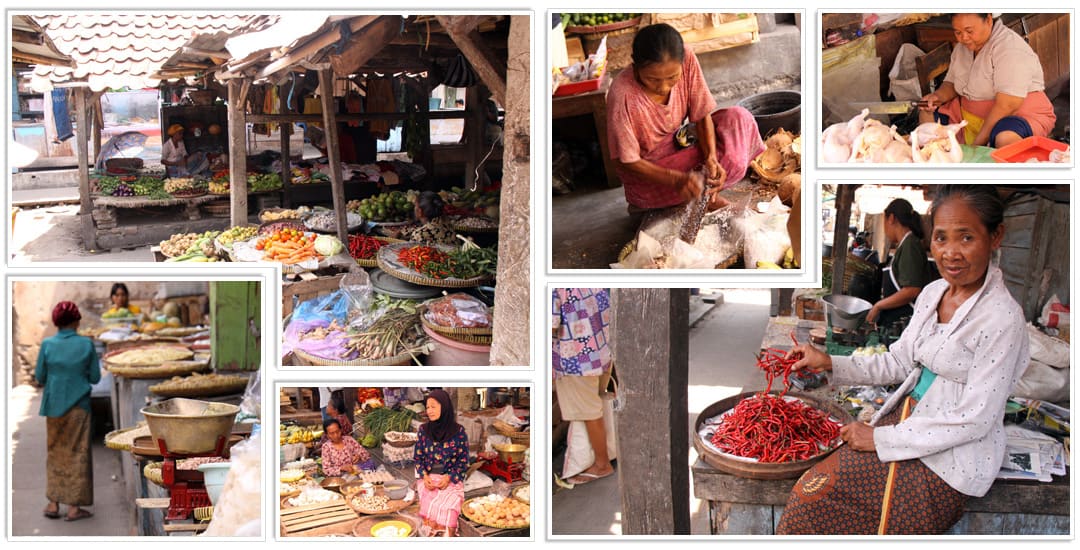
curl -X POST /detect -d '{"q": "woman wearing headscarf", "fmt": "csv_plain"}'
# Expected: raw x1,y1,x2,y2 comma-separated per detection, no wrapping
867,199,932,328
606,23,764,211
777,185,1028,534
37,301,100,522
413,389,470,536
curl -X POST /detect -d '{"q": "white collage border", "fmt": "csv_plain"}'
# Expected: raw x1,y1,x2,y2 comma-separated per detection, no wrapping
2,2,1076,548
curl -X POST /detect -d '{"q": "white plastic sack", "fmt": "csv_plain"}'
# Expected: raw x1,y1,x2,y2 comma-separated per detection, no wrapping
888,43,926,102
736,197,791,268
1013,360,1070,403
1028,323,1069,368
560,397,618,480
201,431,261,536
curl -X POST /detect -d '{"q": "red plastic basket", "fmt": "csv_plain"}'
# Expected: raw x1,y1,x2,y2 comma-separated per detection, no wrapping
553,65,606,97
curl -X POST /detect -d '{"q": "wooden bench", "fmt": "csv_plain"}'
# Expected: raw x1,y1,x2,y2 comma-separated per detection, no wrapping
692,459,1069,534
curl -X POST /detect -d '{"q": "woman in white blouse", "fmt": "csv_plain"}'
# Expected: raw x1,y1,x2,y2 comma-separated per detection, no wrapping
776,185,1028,535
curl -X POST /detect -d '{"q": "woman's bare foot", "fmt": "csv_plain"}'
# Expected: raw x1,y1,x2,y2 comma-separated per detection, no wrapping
43,502,60,519
568,462,615,485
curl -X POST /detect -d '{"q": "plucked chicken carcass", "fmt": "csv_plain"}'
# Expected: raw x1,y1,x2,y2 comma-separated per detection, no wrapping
821,109,872,163
847,120,912,163
910,121,967,163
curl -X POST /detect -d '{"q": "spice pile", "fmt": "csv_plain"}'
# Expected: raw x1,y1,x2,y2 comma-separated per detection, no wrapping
349,235,389,261
396,244,497,280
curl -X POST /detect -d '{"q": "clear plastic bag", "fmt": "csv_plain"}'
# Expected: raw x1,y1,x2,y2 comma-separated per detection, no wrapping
340,270,381,329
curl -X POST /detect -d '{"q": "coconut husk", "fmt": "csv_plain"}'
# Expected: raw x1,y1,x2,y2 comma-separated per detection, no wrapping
751,129,801,184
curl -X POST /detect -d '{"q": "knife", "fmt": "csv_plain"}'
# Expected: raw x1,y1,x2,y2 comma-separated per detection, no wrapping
850,100,928,115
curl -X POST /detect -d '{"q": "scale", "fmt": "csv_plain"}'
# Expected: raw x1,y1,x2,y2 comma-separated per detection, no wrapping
156,435,229,521
480,457,525,484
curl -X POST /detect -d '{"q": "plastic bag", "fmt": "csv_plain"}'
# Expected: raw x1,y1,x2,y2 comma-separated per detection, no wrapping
736,197,791,268
1014,360,1069,403
888,43,926,101
1028,323,1069,368
423,293,492,328
201,431,261,536
292,290,350,325
340,270,380,329
239,369,261,418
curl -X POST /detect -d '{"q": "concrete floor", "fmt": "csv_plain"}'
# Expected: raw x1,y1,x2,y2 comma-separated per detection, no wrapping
551,289,772,535
9,385,132,537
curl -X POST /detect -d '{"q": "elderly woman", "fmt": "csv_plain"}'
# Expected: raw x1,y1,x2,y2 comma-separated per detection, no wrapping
318,418,371,477
866,199,932,328
919,13,1056,148
37,301,100,522
607,23,764,211
316,395,352,449
399,191,458,246
776,185,1028,535
413,389,470,537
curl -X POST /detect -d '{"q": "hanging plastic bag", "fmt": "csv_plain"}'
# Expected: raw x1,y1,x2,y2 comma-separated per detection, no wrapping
888,43,926,101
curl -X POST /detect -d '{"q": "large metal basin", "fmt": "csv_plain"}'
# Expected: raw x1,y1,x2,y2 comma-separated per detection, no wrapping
821,294,872,331
141,398,239,454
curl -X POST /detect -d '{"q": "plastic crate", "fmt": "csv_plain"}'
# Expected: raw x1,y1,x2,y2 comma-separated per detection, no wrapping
991,135,1069,163
553,65,606,97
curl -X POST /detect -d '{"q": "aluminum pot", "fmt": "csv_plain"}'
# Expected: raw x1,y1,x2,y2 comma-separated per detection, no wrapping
140,397,239,455
494,443,527,463
821,294,873,331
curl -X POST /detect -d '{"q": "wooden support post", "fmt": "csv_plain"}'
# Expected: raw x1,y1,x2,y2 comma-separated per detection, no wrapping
75,87,96,249
318,68,348,245
436,15,507,105
831,184,856,295
91,91,104,166
612,288,692,535
278,84,292,208
463,86,486,189
227,79,249,227
488,14,530,366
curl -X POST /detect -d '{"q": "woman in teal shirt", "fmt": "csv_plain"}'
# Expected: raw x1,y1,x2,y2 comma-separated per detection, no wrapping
36,301,100,522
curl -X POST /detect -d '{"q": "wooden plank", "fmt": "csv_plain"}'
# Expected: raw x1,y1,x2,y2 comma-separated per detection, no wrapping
831,185,857,295
258,16,378,81
282,509,355,525
710,502,775,535
613,288,691,535
329,16,404,76
280,500,349,517
317,68,349,246
75,87,95,249
227,78,249,227
278,83,292,208
163,523,209,533
135,497,171,509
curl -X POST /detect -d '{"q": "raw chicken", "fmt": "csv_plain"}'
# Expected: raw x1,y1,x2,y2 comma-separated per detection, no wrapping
910,121,967,163
821,109,871,163
848,120,911,163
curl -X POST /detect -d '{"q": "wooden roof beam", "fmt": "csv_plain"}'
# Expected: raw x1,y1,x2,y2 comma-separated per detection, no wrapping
435,15,506,104
329,16,405,76
257,15,379,81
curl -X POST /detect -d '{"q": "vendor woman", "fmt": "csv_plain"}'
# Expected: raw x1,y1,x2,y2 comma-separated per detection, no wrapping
161,124,209,178
413,389,470,537
399,191,458,246
777,185,1028,535
919,13,1056,148
319,418,372,477
37,301,100,522
606,23,764,211
316,395,352,449
866,199,931,328
105,283,141,317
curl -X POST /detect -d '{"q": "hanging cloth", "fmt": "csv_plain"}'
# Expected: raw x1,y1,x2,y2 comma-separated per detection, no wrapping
442,54,479,88
51,89,73,142
366,78,396,140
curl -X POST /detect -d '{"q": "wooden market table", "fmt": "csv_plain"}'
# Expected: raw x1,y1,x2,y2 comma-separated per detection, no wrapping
691,315,1070,534
551,79,621,188
90,193,231,250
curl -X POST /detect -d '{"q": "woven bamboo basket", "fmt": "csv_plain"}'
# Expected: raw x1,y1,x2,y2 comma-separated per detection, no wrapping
376,242,494,288
105,359,209,379
144,461,166,487
104,423,152,451
193,506,214,522
353,236,404,268
419,307,493,345
383,431,419,448
103,344,195,371
201,201,231,218
292,347,420,367
149,374,250,398
492,420,530,447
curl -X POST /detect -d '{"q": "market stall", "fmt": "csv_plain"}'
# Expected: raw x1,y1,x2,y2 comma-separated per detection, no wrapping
90,282,263,536
819,12,1070,164
278,386,531,538
550,13,804,270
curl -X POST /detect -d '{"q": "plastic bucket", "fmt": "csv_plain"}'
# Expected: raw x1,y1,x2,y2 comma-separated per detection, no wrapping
428,97,442,110
197,462,232,505
736,90,802,138
422,325,491,366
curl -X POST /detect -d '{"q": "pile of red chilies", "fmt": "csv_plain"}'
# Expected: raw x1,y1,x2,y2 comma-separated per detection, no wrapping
348,235,386,260
709,331,841,463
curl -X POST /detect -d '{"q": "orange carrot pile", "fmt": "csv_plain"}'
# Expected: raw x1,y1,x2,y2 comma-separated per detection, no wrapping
257,228,318,264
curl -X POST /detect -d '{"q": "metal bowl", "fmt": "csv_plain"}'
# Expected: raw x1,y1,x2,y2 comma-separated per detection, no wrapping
140,398,239,455
821,294,873,331
384,479,409,499
493,443,527,463
320,476,347,493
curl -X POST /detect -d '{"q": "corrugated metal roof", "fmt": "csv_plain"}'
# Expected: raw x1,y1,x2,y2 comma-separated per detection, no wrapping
28,13,255,92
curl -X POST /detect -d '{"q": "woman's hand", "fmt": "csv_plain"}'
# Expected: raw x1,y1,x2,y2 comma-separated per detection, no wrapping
437,475,450,490
678,170,705,203
840,422,876,452
786,343,832,373
866,304,881,325
703,156,725,186
422,474,435,490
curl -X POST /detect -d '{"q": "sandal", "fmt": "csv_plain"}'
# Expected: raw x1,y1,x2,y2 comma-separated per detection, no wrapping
64,509,93,522
43,504,60,519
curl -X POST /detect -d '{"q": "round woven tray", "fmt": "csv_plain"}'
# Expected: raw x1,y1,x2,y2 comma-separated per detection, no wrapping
292,347,420,367
449,216,499,233
565,16,641,36
419,307,493,344
201,200,232,217
259,220,307,235
618,238,740,269
149,374,250,398
693,391,851,480
347,493,411,515
259,208,302,223
103,344,195,371
105,359,209,379
170,189,208,199
460,497,530,529
104,423,152,451
352,236,404,268
376,242,493,288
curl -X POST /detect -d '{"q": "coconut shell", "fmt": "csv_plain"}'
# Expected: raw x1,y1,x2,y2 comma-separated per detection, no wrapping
778,173,801,206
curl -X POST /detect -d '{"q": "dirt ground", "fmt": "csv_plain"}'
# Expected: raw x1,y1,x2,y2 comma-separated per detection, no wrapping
10,205,152,262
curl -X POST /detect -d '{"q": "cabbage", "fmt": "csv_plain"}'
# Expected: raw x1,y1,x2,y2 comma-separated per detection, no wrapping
314,235,344,256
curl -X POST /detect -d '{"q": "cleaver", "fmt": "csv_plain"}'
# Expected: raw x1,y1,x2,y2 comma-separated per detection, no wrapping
850,100,928,115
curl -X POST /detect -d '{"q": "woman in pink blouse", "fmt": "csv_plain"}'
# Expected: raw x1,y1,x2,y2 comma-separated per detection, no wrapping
319,418,370,477
606,23,764,211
